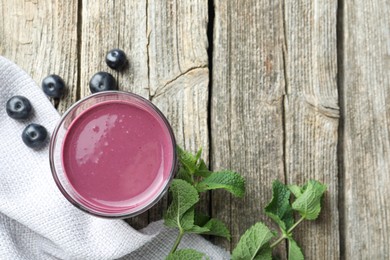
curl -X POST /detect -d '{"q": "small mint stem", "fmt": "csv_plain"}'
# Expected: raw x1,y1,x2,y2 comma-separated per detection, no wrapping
169,230,184,254
270,235,286,248
270,216,306,249
287,216,305,234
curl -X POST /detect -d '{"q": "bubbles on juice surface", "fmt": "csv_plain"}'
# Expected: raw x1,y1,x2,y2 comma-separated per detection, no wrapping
75,114,118,166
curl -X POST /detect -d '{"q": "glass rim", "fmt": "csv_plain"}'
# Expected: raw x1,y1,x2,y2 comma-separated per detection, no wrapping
49,90,177,219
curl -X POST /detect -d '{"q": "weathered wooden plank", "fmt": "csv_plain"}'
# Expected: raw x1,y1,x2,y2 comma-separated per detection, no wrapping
211,0,286,254
340,0,390,259
212,1,340,258
79,0,209,228
80,0,149,99
147,0,210,222
0,0,78,113
283,1,340,259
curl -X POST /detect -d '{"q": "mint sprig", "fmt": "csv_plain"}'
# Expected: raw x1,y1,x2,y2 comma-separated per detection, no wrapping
164,146,245,257
163,146,327,260
233,180,327,260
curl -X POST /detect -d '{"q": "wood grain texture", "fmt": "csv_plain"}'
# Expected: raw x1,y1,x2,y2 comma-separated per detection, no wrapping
0,0,78,113
211,0,340,258
211,0,286,254
80,0,149,99
340,0,390,259
147,0,209,222
79,0,209,228
283,0,340,259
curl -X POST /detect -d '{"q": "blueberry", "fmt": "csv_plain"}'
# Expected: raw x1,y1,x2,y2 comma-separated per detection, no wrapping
22,123,48,149
42,74,66,98
89,72,117,93
105,49,128,70
6,96,32,120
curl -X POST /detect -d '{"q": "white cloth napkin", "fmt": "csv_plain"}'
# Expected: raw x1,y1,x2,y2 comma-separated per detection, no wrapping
0,56,229,260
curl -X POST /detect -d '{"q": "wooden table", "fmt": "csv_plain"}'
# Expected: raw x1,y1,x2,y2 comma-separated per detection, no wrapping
1,1,389,259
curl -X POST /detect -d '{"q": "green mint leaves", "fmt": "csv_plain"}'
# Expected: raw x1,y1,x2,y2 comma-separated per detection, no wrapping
231,222,275,260
175,146,245,196
232,180,327,260
164,179,199,231
164,147,245,257
288,238,304,260
195,218,231,240
176,146,245,197
166,249,208,260
264,180,294,232
162,146,327,260
196,171,245,197
289,180,327,220
176,146,211,179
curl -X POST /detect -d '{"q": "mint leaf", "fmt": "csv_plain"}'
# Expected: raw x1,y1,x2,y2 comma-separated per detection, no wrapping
190,218,231,240
291,180,327,220
164,179,199,230
201,218,231,240
166,249,208,260
254,246,272,260
176,146,211,178
180,207,196,230
232,222,275,260
265,180,294,231
194,159,212,178
288,238,304,260
176,146,198,174
287,185,303,198
187,225,210,234
176,167,193,184
195,147,203,162
194,212,210,227
196,171,245,197
191,216,231,240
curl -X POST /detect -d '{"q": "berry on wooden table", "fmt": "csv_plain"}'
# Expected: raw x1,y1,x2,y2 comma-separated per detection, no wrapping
105,49,128,70
89,72,117,93
6,96,32,120
42,74,66,98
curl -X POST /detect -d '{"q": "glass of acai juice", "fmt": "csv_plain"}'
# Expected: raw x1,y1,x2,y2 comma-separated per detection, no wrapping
50,91,177,218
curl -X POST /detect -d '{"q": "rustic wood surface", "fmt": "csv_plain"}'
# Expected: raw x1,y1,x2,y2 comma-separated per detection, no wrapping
340,0,390,259
283,1,340,259
1,0,389,259
210,0,286,256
